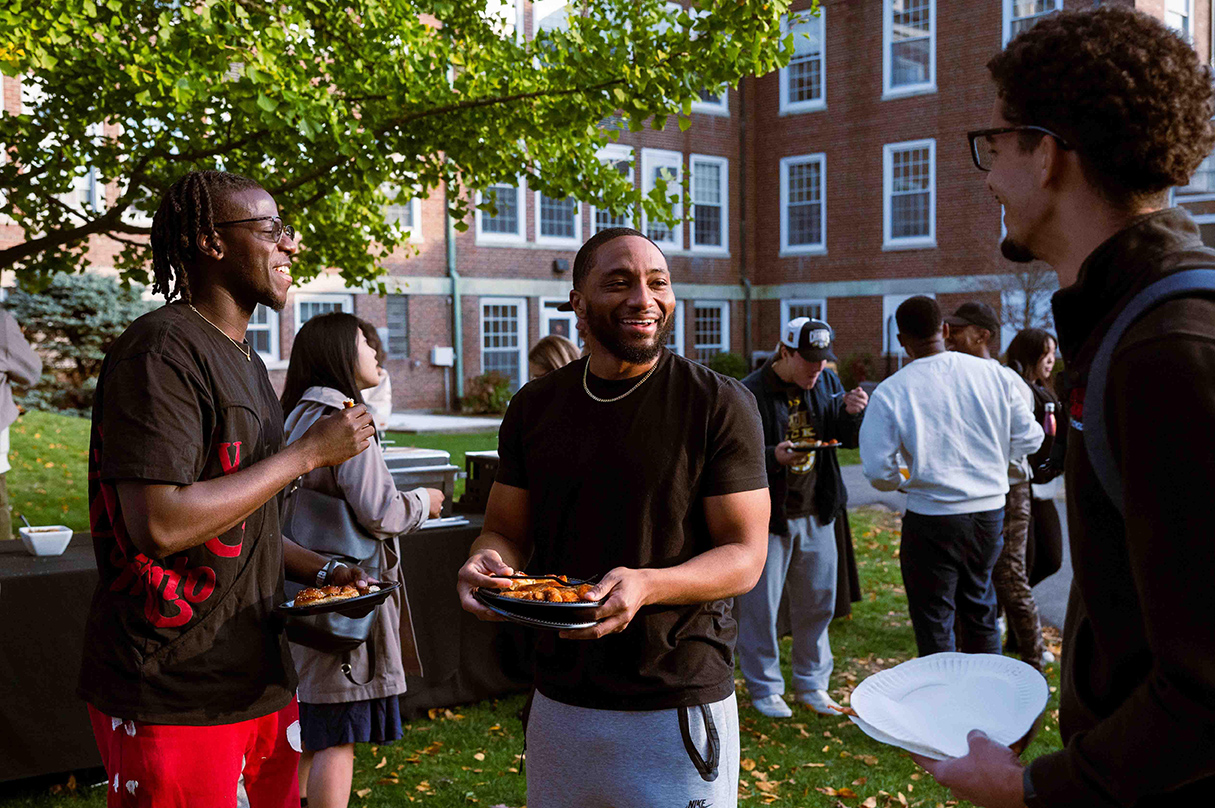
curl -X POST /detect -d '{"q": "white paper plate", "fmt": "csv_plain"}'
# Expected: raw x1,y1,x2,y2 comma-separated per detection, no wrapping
850,653,1048,759
848,713,950,760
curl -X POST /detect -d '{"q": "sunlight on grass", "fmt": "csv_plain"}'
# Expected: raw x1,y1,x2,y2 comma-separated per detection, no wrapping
4,505,1063,807
7,410,89,538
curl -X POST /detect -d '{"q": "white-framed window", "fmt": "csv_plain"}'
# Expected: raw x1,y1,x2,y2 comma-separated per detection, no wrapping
780,298,827,326
779,10,825,114
540,297,579,344
481,297,528,392
1166,0,1190,40
641,148,683,250
1003,0,1061,45
534,190,581,246
666,300,686,356
883,138,936,250
592,144,634,233
780,153,826,255
475,177,526,245
247,304,280,362
1178,153,1215,201
689,154,728,253
692,87,729,116
294,293,353,332
692,301,730,363
386,294,409,358
882,292,934,360
382,184,422,241
883,0,935,99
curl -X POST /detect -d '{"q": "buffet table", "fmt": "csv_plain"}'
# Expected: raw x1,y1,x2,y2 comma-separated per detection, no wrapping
0,515,532,783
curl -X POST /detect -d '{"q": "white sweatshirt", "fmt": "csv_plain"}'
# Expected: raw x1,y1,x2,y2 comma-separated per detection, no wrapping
859,350,1044,516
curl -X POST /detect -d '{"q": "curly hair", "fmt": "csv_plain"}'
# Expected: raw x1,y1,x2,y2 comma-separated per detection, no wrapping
149,170,263,302
988,7,1215,207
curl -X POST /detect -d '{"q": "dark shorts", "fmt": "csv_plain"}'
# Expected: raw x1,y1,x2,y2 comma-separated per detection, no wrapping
298,696,402,752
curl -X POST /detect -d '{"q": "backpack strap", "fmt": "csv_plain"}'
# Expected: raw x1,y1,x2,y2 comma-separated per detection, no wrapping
1082,269,1215,515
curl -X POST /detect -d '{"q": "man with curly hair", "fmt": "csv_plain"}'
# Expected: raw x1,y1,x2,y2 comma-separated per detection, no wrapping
917,8,1215,808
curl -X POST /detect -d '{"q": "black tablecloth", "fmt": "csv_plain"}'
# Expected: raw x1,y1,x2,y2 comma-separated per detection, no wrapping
0,517,532,783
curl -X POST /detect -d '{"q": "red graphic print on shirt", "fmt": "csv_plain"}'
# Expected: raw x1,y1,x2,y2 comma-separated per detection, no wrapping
203,442,245,558
90,425,220,629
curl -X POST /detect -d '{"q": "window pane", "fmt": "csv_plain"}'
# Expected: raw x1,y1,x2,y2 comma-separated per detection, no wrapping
1180,154,1215,195
693,305,725,364
248,329,270,355
482,184,518,234
787,302,823,322
387,295,409,357
786,160,823,247
299,300,343,326
787,16,823,104
646,163,679,244
482,302,522,391
693,205,722,246
539,194,577,238
1010,0,1059,37
890,0,931,88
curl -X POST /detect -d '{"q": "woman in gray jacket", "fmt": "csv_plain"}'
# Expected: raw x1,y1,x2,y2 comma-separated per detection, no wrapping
281,312,442,808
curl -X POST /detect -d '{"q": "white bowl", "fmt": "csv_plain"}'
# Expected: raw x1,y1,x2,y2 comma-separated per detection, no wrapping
19,525,73,556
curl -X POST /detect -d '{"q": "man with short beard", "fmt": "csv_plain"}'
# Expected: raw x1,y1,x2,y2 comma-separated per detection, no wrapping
457,227,770,807
915,8,1215,808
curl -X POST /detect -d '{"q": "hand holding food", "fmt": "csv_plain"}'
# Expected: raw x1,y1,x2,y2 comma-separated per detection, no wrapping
302,403,376,469
775,440,812,466
457,549,516,621
558,567,653,640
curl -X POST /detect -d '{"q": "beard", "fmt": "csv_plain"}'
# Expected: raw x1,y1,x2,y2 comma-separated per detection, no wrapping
584,299,675,364
1000,235,1037,263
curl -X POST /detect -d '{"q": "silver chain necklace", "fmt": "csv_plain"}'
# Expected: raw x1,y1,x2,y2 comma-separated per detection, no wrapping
582,358,658,403
188,304,251,361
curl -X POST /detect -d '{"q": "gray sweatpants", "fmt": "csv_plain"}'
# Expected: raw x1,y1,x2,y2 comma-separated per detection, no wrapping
736,513,837,697
526,690,739,808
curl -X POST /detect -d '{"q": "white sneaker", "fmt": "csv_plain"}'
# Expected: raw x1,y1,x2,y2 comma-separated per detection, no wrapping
796,689,842,716
751,694,793,718
1041,649,1056,664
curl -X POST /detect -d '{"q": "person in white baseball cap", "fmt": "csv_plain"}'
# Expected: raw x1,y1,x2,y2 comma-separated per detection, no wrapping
737,317,868,718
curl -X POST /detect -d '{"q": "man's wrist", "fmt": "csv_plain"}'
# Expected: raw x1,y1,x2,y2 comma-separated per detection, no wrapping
1022,763,1046,808
315,558,344,587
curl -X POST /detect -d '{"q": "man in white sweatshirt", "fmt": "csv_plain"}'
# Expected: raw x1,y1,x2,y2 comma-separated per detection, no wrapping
860,296,1042,656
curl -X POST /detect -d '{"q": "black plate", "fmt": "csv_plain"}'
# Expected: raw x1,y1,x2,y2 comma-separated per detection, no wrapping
790,441,840,451
474,592,600,630
474,581,603,622
277,581,400,616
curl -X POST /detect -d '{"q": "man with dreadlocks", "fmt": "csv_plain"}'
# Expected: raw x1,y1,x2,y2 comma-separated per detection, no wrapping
78,170,377,807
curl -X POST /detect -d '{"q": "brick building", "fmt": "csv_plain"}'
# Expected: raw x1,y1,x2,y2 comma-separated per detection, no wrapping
4,0,1214,410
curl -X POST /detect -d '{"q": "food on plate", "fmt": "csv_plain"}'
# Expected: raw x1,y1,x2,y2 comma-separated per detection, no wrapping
295,585,363,607
491,576,597,602
791,439,841,451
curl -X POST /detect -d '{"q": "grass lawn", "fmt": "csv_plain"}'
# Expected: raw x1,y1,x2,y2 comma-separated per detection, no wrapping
6,410,90,538
3,505,1063,807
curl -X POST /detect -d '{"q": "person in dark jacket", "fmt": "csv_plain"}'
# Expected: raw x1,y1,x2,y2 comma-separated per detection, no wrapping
737,318,866,718
921,9,1215,808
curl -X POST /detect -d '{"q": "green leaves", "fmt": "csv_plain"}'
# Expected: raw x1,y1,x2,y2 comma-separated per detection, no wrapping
0,0,808,289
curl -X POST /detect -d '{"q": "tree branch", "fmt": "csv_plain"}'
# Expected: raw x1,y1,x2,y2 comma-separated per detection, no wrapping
268,75,628,196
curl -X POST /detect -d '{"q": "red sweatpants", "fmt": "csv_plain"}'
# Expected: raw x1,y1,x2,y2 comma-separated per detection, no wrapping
87,699,301,808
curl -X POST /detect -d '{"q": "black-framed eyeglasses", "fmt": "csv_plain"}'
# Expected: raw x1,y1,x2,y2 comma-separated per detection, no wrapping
213,215,296,244
966,126,1072,172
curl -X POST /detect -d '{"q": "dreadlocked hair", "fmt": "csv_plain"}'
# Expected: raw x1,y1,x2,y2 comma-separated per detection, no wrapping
150,170,263,302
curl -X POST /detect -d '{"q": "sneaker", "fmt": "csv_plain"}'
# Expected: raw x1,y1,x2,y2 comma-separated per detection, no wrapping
1041,649,1056,664
795,689,841,716
751,694,793,718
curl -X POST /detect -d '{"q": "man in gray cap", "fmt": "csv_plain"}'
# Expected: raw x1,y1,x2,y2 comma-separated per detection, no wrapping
738,317,868,717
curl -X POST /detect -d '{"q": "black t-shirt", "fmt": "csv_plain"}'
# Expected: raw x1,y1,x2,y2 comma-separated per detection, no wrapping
78,303,296,725
495,350,767,710
782,389,819,518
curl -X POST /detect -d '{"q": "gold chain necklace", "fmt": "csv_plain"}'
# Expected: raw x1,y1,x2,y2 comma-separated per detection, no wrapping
582,358,658,403
188,304,251,361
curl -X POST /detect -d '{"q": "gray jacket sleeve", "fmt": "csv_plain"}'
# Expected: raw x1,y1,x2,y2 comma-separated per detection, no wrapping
1,309,42,386
333,440,428,539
